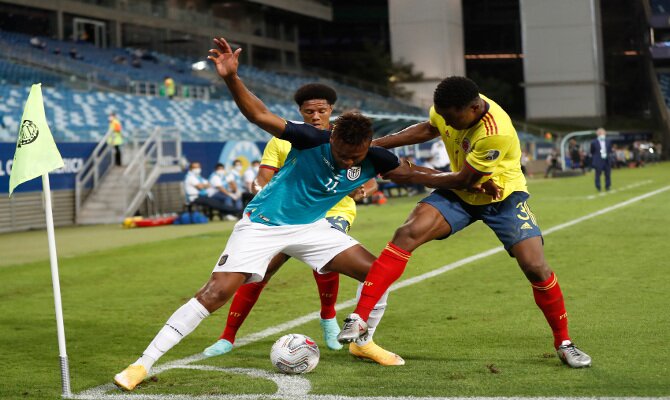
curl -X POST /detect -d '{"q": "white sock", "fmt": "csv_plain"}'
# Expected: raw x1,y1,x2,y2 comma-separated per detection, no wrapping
354,284,389,346
134,298,210,371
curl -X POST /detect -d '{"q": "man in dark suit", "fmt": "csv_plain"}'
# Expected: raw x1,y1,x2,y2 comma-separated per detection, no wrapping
590,128,613,191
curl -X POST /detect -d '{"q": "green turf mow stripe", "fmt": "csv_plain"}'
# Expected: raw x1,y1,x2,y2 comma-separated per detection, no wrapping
76,185,670,399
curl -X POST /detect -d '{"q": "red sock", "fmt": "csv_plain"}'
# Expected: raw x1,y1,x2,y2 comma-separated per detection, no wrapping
313,270,339,319
354,243,411,321
531,272,570,349
220,281,267,343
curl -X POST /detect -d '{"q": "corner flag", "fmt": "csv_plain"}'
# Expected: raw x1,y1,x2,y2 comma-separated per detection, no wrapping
8,83,72,398
8,83,63,196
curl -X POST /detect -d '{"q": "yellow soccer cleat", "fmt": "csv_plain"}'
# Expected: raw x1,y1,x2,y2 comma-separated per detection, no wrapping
349,341,405,366
113,364,147,391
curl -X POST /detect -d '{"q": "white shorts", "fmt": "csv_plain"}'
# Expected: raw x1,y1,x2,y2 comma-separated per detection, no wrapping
212,215,359,283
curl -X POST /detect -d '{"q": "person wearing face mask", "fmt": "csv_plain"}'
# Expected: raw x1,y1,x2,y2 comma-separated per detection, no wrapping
240,160,260,207
589,128,613,192
184,162,238,219
243,160,260,195
208,163,242,220
228,159,244,203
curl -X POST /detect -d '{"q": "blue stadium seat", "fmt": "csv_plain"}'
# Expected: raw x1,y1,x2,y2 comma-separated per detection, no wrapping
0,83,301,143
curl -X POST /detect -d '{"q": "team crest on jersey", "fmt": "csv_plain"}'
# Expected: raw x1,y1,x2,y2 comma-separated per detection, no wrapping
485,150,500,160
346,166,361,181
462,138,471,153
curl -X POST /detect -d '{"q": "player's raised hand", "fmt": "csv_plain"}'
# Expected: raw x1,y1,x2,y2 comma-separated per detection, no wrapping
208,37,242,79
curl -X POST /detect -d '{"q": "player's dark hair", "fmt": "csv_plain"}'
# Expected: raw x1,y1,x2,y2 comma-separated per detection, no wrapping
332,112,373,145
294,83,337,106
215,163,225,169
433,76,480,109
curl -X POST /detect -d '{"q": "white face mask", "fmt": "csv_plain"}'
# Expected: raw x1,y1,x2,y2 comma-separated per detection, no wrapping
234,165,243,172
253,166,259,173
216,170,226,177
192,168,201,175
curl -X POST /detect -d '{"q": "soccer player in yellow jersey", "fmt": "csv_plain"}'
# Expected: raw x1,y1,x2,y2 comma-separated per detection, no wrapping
203,83,402,366
338,76,592,368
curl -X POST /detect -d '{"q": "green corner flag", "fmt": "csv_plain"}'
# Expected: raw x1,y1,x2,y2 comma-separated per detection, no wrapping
8,83,64,196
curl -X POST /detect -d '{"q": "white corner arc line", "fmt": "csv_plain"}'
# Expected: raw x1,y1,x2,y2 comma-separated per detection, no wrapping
78,185,670,399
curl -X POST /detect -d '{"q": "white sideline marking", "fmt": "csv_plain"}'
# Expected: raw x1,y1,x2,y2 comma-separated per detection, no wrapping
76,185,670,400
586,180,652,199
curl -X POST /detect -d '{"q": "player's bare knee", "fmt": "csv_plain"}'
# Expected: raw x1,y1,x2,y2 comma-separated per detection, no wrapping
520,260,551,282
391,223,422,251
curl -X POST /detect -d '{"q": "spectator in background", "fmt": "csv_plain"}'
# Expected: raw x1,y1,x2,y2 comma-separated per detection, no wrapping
208,163,241,220
590,127,613,191
164,76,176,100
69,47,81,60
520,150,529,176
429,139,451,172
613,145,626,169
242,160,260,205
30,37,46,50
52,47,61,55
544,148,560,178
568,138,582,170
228,159,244,205
230,159,244,189
106,113,123,166
113,55,127,65
131,57,142,68
184,162,238,218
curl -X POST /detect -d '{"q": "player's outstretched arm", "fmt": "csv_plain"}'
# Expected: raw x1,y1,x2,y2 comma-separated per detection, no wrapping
372,121,440,149
383,162,501,199
208,37,285,137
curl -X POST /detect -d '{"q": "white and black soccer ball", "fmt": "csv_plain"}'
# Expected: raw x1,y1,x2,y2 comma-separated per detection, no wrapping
270,333,320,374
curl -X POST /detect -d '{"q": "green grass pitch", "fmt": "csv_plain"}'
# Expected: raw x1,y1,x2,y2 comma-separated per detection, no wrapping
1,163,669,399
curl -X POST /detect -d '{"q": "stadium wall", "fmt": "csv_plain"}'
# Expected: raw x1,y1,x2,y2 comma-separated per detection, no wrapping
388,0,465,109
0,190,74,233
520,0,606,121
0,181,183,233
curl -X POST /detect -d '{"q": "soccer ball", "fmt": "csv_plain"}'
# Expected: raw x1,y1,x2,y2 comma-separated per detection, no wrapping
270,333,320,374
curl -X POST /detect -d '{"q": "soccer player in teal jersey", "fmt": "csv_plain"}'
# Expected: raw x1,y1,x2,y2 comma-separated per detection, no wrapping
113,37,436,391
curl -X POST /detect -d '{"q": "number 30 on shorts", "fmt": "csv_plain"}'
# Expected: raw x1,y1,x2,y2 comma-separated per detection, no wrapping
516,201,537,225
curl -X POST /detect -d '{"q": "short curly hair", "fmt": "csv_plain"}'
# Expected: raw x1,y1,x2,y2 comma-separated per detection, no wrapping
332,112,373,145
294,83,337,106
433,76,480,109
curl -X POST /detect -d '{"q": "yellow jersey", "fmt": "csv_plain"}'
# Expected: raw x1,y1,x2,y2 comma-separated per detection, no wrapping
428,94,527,205
260,136,357,225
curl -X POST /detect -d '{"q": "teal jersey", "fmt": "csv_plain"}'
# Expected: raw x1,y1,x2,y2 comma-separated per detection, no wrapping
245,121,399,226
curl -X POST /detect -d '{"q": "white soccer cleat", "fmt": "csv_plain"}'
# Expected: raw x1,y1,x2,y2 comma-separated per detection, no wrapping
557,342,592,368
336,313,368,344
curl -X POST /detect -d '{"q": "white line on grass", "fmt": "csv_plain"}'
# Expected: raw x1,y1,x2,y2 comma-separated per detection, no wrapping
585,180,652,200
76,185,670,400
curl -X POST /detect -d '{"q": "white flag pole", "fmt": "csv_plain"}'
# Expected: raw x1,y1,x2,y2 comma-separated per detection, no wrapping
42,173,72,398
